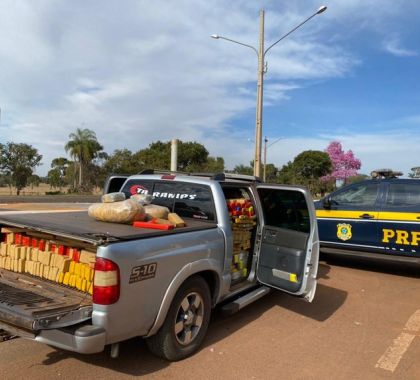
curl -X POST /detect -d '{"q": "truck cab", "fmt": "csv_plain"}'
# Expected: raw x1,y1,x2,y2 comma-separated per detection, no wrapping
113,171,319,301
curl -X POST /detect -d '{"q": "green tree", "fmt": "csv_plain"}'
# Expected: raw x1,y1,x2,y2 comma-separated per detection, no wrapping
65,128,104,191
292,150,332,192
103,149,143,175
177,141,208,171
200,156,225,173
47,168,62,189
264,163,278,183
48,157,69,190
135,141,169,170
233,163,254,176
277,161,296,184
0,142,43,195
64,162,78,191
28,174,41,189
0,173,13,193
233,161,277,181
0,174,8,187
87,162,105,189
135,140,214,172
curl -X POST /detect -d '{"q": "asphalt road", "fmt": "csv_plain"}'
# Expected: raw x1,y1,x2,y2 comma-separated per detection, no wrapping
0,195,100,204
0,204,419,379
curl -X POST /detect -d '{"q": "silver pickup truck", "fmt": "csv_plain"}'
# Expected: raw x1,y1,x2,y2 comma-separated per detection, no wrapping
0,172,319,361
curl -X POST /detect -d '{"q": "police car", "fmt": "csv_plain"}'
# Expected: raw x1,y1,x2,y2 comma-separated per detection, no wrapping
315,169,420,262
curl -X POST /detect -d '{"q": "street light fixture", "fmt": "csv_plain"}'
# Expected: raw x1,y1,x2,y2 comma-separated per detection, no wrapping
211,5,327,178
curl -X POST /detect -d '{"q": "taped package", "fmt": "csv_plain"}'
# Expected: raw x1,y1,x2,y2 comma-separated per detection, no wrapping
144,204,170,220
101,192,126,203
88,199,146,224
130,194,153,205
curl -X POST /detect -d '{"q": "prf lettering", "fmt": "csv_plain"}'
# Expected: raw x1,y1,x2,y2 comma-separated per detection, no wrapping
382,229,420,246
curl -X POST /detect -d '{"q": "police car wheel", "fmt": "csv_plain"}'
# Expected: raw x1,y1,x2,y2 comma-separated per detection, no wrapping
145,276,211,361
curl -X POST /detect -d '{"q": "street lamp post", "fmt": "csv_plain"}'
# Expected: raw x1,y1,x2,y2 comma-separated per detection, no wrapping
263,136,268,181
212,5,327,178
263,136,283,182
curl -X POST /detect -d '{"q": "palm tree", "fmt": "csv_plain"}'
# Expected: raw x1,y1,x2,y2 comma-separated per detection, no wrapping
65,128,103,190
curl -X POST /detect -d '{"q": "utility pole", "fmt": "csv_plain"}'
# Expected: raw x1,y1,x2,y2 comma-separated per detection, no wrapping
254,10,265,178
170,139,178,172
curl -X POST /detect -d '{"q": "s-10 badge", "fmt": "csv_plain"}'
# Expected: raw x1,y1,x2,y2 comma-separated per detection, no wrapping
129,263,157,284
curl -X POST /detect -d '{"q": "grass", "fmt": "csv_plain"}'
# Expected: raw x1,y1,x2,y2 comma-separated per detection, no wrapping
0,183,59,196
0,184,101,196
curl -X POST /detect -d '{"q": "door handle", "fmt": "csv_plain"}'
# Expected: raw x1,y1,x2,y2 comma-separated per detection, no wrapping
359,213,374,219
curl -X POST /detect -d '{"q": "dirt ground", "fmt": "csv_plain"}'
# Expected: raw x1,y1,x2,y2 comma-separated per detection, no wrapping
0,257,419,380
0,203,419,379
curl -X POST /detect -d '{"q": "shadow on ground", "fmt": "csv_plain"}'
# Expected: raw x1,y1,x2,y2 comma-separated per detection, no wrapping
41,274,347,376
321,253,420,279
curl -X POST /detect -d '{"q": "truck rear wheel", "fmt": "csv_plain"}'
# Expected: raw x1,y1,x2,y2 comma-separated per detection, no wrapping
146,275,211,361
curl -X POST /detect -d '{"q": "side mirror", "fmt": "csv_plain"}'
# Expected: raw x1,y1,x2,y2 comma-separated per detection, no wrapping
322,196,332,209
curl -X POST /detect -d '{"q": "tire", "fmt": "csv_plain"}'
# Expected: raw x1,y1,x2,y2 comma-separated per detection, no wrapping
146,275,212,361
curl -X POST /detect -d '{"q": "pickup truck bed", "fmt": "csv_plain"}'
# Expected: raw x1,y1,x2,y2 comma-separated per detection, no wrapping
0,211,217,336
0,211,217,245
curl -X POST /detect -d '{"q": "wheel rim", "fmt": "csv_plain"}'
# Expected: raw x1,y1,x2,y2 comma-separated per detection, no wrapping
174,291,204,346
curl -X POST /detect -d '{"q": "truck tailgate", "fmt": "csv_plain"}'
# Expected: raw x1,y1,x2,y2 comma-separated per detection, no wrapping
0,269,91,336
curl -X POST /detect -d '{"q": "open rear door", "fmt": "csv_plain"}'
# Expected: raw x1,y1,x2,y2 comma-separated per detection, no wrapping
256,185,319,302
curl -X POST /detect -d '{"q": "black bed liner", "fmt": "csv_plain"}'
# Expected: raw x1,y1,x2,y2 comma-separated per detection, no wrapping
0,211,217,245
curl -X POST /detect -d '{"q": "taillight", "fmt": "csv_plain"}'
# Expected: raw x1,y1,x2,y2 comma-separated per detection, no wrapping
93,258,120,305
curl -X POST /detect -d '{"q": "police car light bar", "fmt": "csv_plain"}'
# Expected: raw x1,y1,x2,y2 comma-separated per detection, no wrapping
371,169,403,179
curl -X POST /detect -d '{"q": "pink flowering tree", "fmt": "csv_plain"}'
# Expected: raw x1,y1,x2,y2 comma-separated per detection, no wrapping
323,141,361,185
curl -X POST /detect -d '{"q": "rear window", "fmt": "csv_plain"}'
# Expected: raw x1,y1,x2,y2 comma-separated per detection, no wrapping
121,180,154,197
258,188,310,233
121,179,216,221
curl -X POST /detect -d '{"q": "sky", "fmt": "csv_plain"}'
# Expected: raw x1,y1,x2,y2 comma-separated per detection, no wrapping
0,0,419,177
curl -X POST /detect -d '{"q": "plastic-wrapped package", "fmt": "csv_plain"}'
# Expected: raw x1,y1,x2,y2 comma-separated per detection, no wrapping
144,204,170,220
168,213,186,227
88,199,146,223
101,192,126,203
130,194,153,205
